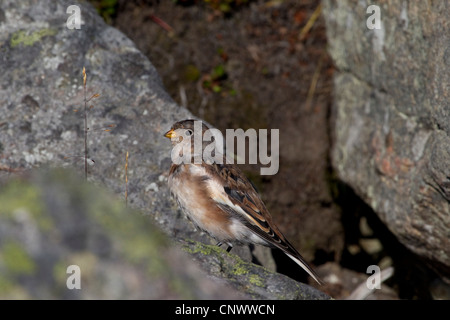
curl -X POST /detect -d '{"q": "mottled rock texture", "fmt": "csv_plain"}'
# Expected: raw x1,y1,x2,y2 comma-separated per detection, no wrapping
322,0,449,280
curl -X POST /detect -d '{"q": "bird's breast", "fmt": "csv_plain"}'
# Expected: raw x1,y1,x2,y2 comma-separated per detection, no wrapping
168,164,235,242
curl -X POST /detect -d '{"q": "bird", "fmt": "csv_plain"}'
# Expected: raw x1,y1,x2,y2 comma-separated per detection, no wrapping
164,119,323,285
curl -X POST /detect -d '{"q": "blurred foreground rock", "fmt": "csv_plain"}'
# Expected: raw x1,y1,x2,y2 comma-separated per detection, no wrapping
0,168,329,299
0,0,329,299
0,169,241,299
323,1,450,281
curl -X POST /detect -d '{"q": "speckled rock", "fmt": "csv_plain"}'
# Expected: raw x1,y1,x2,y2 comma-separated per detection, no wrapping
0,169,243,299
180,239,330,300
0,0,329,299
0,168,329,299
322,1,450,280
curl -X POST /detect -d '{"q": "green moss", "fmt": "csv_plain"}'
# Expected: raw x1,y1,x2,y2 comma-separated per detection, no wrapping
182,240,231,273
231,261,249,276
167,275,196,300
52,259,69,286
248,274,264,287
89,191,170,277
0,180,53,231
182,239,212,255
0,274,29,299
10,28,57,47
0,275,14,294
182,240,263,281
53,252,98,288
42,169,173,279
1,242,36,276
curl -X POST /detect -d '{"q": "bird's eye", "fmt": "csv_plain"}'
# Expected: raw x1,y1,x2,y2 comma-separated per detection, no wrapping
185,129,193,136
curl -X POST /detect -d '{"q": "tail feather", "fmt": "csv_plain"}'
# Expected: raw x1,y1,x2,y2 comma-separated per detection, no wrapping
284,252,323,285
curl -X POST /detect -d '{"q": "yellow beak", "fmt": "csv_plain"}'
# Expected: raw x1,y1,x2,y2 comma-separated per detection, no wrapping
164,129,176,139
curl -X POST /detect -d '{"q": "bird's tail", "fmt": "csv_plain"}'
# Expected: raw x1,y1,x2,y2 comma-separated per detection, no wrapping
284,251,323,285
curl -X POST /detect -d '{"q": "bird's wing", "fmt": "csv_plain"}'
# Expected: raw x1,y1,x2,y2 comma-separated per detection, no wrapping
204,162,323,285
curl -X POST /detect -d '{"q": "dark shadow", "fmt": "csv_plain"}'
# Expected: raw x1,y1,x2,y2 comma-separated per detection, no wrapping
334,180,435,299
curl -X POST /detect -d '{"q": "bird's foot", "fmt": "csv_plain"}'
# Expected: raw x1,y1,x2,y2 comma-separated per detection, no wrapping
216,241,233,253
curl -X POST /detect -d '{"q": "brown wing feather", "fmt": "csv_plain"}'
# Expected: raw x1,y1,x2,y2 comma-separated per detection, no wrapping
209,163,299,251
206,161,323,284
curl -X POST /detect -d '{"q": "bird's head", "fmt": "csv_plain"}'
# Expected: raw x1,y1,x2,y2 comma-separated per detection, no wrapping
164,119,210,146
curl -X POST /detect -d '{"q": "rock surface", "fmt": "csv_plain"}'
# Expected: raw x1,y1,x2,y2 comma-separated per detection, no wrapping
0,168,330,299
0,0,329,299
0,169,241,299
322,1,449,279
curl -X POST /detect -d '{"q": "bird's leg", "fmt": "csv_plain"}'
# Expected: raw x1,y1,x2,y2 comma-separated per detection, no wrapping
216,242,233,253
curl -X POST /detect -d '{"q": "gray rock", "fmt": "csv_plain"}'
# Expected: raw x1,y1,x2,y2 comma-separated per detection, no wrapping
0,168,241,299
180,239,330,300
0,0,329,299
322,1,450,279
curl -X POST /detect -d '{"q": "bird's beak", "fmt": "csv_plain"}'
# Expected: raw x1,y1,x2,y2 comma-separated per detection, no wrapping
164,129,176,139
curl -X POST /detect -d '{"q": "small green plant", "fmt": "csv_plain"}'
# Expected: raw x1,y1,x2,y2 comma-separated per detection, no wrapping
90,0,118,24
202,64,227,93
